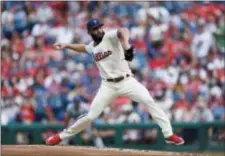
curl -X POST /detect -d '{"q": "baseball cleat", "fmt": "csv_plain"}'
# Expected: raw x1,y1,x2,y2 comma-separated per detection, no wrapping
45,134,62,145
165,134,184,145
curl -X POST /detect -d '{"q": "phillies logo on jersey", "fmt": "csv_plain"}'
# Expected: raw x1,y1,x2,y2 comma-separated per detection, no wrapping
93,50,112,61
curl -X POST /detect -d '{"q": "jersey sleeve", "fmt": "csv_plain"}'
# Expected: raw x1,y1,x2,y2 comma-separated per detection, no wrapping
85,42,93,54
107,29,120,41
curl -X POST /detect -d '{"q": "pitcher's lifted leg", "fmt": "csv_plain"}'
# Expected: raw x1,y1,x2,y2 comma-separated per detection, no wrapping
46,84,117,145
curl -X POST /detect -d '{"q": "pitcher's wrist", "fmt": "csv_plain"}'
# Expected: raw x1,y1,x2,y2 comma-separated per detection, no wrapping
124,43,131,50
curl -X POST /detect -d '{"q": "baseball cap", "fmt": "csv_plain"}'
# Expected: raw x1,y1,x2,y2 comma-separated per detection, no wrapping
86,18,104,32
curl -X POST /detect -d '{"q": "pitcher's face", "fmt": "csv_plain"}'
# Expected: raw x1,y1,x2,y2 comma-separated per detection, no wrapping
90,26,104,39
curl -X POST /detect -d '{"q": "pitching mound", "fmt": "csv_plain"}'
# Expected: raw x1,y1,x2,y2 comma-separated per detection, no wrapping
2,145,193,156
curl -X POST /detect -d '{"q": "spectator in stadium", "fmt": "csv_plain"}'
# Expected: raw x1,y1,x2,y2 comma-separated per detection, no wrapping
1,2,224,147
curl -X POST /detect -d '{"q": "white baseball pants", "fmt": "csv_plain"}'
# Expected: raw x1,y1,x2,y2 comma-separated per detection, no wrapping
59,77,173,139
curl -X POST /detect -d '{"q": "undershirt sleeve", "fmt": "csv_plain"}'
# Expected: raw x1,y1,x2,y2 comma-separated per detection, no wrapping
85,42,93,54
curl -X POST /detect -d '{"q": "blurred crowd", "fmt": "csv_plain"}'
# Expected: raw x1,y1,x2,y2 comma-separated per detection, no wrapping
1,1,225,138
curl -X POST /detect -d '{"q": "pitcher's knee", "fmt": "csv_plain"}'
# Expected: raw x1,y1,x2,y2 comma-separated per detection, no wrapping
86,112,99,121
142,97,154,105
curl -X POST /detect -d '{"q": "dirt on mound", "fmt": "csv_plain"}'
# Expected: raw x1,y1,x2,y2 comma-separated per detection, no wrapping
2,145,193,156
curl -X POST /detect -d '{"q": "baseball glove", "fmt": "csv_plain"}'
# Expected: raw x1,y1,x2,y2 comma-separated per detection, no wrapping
124,46,134,61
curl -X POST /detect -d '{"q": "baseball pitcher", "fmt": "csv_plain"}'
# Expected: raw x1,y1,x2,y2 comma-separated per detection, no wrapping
46,19,184,146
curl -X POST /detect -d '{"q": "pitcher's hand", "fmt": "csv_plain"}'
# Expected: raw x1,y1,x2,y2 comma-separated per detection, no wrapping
53,43,67,50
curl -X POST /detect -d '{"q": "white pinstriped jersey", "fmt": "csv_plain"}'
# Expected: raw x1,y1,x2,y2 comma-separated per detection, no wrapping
85,30,132,79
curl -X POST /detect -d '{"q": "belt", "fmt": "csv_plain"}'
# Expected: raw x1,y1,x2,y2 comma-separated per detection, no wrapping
106,74,130,83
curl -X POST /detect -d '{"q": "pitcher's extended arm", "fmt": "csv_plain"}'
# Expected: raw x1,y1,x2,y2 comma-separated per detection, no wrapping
53,43,87,53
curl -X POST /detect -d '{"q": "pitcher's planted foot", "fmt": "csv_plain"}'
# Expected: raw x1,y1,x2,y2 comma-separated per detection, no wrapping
165,134,184,145
46,134,62,145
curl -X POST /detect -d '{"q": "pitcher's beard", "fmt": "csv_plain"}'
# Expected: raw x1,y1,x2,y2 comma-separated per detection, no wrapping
91,32,105,44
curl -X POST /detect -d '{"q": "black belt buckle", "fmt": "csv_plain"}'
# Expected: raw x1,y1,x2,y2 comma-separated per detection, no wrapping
107,74,130,83
114,76,124,82
107,76,123,83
